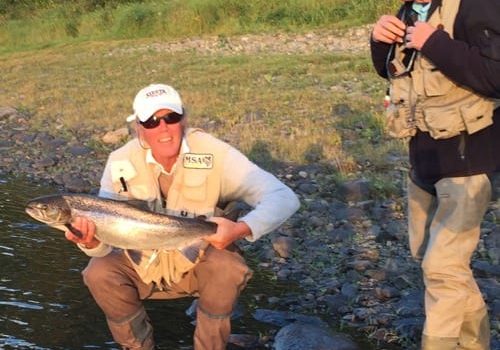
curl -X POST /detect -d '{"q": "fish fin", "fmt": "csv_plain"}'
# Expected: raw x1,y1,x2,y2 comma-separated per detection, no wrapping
127,249,143,265
179,240,209,263
64,223,83,239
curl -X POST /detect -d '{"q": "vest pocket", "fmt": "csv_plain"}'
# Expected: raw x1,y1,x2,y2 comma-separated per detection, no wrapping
423,69,455,97
423,106,464,139
182,170,208,202
390,76,411,104
110,180,156,202
129,183,157,201
386,104,417,138
460,99,494,134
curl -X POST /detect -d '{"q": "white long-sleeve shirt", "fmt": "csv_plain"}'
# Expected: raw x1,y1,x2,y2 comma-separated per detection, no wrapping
81,130,300,257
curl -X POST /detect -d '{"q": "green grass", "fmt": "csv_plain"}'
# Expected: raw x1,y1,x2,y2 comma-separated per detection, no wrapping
0,0,400,53
0,39,406,182
0,0,407,198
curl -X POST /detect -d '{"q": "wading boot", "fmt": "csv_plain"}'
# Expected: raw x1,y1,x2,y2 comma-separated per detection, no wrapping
109,307,155,350
421,334,459,350
457,307,490,350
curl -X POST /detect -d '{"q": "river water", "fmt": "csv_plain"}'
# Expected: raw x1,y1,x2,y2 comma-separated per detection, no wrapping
0,174,380,350
0,175,276,349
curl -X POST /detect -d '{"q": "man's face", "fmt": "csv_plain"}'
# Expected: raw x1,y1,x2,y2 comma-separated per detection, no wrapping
138,109,183,162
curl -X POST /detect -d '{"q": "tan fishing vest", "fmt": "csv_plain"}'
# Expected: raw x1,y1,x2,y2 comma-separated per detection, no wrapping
105,128,230,287
386,0,496,139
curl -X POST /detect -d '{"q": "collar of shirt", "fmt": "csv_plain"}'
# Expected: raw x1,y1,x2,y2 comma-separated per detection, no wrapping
145,135,191,175
412,2,431,21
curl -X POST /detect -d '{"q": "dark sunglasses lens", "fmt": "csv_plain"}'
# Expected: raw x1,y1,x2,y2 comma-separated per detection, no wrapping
141,117,161,129
140,112,183,129
164,112,183,124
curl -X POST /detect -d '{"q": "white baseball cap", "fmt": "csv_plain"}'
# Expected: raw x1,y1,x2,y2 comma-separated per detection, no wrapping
128,84,183,122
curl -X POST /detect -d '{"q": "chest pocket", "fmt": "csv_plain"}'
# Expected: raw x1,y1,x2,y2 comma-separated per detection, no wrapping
110,160,157,201
182,170,210,202
418,58,455,97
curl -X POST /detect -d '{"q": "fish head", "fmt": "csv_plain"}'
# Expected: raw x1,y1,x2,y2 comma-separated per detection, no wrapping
25,195,72,230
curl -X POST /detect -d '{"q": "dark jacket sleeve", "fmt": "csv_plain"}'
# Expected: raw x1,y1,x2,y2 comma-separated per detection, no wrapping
370,39,391,79
420,14,500,98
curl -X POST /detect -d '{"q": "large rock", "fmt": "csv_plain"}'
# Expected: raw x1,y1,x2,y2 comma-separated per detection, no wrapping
272,236,295,258
63,176,92,193
0,106,18,119
253,309,327,328
339,179,371,202
102,128,129,144
473,260,500,278
273,323,359,350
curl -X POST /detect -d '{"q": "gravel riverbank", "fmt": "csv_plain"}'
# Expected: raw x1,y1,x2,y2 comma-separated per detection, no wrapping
1,27,499,350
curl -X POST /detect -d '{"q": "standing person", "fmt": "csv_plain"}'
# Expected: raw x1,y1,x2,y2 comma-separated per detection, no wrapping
371,0,500,349
63,83,300,350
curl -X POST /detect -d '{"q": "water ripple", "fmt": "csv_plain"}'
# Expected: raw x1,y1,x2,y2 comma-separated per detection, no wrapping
0,286,19,293
0,334,50,350
0,301,44,310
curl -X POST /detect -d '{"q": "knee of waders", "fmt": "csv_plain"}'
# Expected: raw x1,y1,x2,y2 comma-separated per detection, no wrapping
196,249,252,313
200,248,252,287
421,249,455,278
421,257,437,277
82,256,120,290
108,307,155,350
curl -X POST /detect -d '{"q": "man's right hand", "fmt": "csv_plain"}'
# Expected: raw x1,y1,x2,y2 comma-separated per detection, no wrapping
64,216,101,249
372,15,406,44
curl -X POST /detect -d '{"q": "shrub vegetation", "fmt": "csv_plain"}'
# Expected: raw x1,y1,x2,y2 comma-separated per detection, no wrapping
0,0,399,52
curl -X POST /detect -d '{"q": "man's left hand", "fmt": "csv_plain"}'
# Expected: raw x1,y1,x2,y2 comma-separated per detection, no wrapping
204,217,251,250
405,21,437,50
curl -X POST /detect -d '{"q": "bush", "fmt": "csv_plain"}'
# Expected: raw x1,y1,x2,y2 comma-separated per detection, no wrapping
65,18,80,37
0,0,402,50
112,3,156,37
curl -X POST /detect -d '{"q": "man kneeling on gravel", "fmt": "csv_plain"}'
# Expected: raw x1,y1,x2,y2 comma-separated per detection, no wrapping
63,83,300,350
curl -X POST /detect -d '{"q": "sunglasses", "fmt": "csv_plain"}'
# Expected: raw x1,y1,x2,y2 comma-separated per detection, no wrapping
139,112,184,129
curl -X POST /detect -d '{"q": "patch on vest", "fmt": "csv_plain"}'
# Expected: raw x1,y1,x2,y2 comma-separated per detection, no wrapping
183,153,214,169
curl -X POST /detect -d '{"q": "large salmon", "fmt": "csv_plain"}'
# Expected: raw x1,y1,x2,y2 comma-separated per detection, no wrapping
25,194,217,250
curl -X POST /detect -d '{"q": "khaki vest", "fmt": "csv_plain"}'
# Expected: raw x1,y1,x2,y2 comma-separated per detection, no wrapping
386,0,496,139
105,128,231,287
